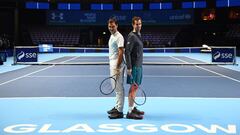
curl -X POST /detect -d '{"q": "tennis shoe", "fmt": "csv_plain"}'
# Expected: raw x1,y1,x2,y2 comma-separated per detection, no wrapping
126,112,143,120
132,107,144,115
107,107,118,114
108,111,124,119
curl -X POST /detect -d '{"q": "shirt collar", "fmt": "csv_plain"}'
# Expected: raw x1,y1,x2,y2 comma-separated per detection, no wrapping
112,31,119,37
133,31,141,37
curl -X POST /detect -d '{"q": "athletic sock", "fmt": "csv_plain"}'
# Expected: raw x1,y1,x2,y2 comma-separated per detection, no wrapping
128,106,134,113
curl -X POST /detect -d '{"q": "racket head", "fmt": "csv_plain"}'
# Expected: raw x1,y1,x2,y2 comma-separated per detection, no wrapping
128,75,147,106
133,86,147,106
100,77,116,95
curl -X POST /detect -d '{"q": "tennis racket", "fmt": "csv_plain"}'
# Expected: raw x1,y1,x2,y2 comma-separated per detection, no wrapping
128,75,146,106
100,74,117,95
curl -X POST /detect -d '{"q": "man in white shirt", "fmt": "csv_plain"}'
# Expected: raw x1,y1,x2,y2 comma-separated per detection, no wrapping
107,17,125,119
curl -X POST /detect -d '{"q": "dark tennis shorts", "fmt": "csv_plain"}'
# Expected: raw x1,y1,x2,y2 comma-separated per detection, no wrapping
127,66,142,85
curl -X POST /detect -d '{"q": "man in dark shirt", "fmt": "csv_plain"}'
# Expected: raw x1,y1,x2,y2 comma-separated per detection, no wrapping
125,16,145,120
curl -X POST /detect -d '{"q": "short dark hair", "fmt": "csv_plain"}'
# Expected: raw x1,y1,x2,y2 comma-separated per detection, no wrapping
132,16,142,24
108,17,118,25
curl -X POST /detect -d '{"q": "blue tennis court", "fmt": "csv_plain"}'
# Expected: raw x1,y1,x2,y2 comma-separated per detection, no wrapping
0,97,239,134
1,1,240,134
0,51,240,135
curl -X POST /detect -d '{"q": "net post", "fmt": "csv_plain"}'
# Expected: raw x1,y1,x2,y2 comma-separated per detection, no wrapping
234,46,237,65
12,46,16,65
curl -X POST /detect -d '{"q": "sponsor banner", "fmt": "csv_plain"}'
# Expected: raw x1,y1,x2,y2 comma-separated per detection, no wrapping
47,9,194,25
39,44,53,53
212,48,235,63
16,48,38,62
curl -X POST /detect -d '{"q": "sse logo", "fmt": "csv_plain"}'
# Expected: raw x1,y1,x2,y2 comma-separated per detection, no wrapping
213,51,233,60
16,49,38,62
17,51,25,60
213,51,221,60
17,51,37,60
212,48,235,63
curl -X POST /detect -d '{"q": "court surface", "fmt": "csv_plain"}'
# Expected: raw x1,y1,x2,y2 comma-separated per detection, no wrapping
0,54,240,135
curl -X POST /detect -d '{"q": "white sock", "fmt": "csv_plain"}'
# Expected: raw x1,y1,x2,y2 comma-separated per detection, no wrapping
128,106,134,113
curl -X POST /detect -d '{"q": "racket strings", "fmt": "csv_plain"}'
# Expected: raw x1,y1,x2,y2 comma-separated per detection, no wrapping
100,77,116,95
128,75,146,106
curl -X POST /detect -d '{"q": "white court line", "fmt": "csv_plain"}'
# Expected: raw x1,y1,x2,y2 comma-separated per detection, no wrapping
172,56,240,83
0,97,240,100
0,57,80,86
56,56,80,63
182,56,240,73
144,75,221,78
27,75,107,78
26,75,222,78
0,66,54,86
178,56,240,73
195,66,240,83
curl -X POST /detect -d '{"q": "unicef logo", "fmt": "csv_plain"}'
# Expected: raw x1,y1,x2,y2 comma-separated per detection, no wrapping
213,51,221,60
17,51,25,60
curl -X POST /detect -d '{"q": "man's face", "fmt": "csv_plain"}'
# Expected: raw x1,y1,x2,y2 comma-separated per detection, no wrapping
108,22,118,34
133,20,142,32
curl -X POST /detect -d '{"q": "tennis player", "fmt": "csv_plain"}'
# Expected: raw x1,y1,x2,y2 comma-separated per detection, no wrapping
107,17,125,119
125,16,145,120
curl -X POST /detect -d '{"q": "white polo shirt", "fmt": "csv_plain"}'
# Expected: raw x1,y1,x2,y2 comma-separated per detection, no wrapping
108,31,124,67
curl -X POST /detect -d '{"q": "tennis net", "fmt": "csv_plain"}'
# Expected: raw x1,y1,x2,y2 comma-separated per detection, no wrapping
13,46,237,65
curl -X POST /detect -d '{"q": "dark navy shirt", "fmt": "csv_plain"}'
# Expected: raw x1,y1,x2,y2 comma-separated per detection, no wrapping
125,31,143,69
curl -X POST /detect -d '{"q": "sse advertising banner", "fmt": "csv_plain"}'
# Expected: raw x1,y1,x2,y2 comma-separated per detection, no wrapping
211,48,235,63
16,48,38,62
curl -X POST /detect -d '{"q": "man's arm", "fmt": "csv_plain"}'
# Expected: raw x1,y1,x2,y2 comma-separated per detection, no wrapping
125,35,134,71
116,47,124,69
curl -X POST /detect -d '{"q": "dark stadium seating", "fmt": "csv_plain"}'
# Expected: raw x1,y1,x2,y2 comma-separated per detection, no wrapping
226,24,240,38
29,27,80,47
142,28,180,48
